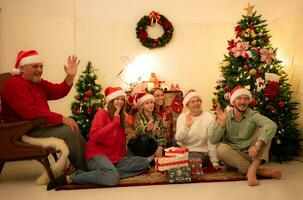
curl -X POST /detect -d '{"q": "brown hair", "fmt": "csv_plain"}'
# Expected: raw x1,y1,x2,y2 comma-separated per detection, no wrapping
149,87,164,111
107,98,126,126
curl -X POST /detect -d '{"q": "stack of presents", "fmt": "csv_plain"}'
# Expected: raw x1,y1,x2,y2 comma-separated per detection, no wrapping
155,147,204,183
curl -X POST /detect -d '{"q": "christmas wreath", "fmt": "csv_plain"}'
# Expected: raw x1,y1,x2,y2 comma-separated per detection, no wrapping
136,11,174,49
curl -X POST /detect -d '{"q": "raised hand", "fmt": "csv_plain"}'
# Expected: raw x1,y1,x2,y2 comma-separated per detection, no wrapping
185,113,194,128
215,104,227,128
64,55,80,86
64,55,80,77
130,82,147,97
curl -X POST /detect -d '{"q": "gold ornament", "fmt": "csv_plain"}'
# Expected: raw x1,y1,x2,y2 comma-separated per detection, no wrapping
250,68,257,76
244,2,255,16
278,69,285,75
251,40,257,46
222,61,230,68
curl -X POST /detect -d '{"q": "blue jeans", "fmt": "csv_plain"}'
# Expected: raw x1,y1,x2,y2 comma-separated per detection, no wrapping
71,155,149,186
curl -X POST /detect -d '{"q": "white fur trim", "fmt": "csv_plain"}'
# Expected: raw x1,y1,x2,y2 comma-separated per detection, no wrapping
19,55,42,66
230,88,252,105
11,68,21,75
21,135,69,185
139,94,154,105
106,90,126,102
183,91,200,107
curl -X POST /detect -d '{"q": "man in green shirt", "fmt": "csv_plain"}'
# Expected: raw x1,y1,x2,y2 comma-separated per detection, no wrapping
209,86,282,186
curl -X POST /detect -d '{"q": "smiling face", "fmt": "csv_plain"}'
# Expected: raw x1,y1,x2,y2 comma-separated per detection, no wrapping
113,95,125,110
142,99,155,113
20,63,43,83
153,89,165,107
187,96,202,115
232,94,251,113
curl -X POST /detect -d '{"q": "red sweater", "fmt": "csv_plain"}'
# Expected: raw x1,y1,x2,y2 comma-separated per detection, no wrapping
86,109,126,164
1,75,72,125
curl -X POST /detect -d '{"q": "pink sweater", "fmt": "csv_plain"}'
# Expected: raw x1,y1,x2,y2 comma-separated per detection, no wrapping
86,109,126,164
1,75,71,125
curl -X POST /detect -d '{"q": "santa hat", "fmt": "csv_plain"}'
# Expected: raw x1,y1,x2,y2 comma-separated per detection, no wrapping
134,92,154,107
104,86,126,103
11,50,43,75
229,86,252,105
183,89,200,107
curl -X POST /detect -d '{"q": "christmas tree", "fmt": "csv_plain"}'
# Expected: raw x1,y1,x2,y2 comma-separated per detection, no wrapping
71,61,106,140
213,3,301,162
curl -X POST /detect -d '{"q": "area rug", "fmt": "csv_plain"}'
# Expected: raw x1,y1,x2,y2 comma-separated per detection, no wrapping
55,167,270,191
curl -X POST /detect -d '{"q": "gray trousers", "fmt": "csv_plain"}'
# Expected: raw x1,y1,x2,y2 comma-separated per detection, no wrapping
27,125,87,171
71,155,150,186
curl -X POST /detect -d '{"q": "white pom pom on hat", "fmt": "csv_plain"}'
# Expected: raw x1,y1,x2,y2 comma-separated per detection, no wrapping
11,50,43,75
229,86,252,105
104,86,126,103
182,89,201,107
133,92,154,108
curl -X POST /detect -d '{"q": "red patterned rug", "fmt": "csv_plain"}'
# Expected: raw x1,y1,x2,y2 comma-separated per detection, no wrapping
55,167,270,191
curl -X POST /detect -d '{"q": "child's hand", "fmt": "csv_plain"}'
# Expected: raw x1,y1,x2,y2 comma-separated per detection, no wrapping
146,119,155,131
154,146,163,157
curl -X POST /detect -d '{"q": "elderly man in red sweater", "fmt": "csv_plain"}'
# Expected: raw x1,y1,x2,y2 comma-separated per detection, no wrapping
1,50,87,171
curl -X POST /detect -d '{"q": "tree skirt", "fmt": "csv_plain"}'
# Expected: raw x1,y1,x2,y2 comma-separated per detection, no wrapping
55,167,270,191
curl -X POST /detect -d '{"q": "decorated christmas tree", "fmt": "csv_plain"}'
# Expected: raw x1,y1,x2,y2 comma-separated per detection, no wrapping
213,3,301,161
71,61,106,140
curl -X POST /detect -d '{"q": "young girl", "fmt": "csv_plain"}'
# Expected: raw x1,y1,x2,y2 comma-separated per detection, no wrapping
47,87,150,190
127,92,167,158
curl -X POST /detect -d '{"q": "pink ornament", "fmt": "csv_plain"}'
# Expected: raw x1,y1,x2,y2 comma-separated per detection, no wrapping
260,48,276,64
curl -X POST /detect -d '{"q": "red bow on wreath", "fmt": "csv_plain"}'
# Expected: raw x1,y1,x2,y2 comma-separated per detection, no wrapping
148,11,161,25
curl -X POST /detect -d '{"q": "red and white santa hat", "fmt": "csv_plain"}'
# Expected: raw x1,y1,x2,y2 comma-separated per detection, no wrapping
104,86,126,103
229,86,252,105
12,50,43,75
183,89,201,107
134,92,154,107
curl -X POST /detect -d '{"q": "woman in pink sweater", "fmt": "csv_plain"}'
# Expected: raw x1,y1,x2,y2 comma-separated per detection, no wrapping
47,87,150,190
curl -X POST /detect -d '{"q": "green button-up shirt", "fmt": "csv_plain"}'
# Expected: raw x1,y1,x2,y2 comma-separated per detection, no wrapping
209,108,277,152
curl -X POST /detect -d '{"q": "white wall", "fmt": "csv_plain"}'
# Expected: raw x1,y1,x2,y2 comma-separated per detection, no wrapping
0,0,303,138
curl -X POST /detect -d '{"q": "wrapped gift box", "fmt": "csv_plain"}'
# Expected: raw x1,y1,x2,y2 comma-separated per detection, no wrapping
188,158,204,180
155,155,189,172
167,166,192,183
164,147,189,158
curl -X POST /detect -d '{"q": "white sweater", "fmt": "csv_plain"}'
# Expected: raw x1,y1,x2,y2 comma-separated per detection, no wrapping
175,111,219,166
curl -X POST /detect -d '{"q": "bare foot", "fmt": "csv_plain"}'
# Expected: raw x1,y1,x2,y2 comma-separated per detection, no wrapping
246,167,260,186
257,168,282,179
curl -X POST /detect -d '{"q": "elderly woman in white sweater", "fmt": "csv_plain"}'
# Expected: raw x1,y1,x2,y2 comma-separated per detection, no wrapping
175,89,219,168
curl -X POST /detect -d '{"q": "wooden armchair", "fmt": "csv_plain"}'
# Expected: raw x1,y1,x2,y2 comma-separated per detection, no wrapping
0,72,55,181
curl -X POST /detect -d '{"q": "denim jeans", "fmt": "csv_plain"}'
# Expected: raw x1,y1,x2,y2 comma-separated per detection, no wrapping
71,155,149,186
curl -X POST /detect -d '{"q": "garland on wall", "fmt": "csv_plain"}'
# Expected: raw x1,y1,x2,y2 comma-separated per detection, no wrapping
136,11,174,49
